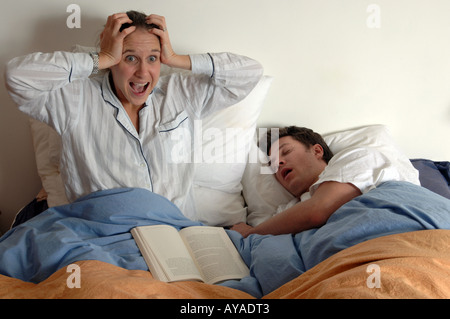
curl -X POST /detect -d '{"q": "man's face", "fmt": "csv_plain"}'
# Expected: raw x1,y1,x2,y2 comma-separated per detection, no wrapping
110,28,161,109
269,136,327,197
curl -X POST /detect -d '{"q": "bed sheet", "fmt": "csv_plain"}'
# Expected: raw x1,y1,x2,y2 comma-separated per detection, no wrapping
0,181,450,298
2,229,449,299
0,188,201,283
222,181,450,296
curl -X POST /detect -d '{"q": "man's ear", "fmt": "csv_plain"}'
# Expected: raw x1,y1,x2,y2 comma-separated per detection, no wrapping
312,144,324,159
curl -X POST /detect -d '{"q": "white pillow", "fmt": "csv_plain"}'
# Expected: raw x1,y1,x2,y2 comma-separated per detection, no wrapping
323,124,419,187
192,76,273,226
324,124,405,154
192,185,247,226
242,124,420,226
193,76,273,189
29,119,69,207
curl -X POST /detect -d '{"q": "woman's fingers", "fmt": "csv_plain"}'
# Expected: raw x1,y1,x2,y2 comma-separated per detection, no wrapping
99,13,136,69
145,14,167,31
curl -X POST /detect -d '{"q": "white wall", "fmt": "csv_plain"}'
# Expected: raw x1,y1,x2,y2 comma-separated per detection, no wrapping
1,0,449,233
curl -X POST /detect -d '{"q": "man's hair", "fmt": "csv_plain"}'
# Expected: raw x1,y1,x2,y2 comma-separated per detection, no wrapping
263,126,333,164
119,10,161,32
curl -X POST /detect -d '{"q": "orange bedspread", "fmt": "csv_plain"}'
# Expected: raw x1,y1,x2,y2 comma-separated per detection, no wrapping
1,230,450,299
267,229,450,299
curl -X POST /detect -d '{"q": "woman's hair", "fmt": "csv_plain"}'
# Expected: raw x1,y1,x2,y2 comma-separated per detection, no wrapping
263,126,333,163
120,10,161,32
96,10,161,49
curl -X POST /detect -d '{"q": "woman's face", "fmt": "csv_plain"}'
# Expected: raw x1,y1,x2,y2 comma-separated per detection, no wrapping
110,28,161,109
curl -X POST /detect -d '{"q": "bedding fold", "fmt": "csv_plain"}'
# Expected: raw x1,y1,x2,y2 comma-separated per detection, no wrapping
0,188,202,283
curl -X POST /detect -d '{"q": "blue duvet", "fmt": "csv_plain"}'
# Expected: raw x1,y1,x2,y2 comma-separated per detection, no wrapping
1,181,449,298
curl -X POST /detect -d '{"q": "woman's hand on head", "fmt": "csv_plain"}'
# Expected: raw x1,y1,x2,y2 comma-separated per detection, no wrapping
145,15,174,65
146,14,192,70
98,13,136,70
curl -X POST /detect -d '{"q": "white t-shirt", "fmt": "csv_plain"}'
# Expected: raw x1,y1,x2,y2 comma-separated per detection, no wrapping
278,146,420,210
306,146,420,199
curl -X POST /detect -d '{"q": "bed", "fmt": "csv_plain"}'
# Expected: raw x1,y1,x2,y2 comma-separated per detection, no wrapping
1,64,450,300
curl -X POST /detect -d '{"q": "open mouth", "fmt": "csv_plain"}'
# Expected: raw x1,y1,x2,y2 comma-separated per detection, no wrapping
281,168,293,180
130,82,150,95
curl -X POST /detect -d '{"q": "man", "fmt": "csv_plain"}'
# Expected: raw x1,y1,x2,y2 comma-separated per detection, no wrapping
5,11,263,217
232,126,364,237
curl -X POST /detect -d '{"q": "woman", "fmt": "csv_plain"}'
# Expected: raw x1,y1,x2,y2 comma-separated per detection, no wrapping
5,11,263,218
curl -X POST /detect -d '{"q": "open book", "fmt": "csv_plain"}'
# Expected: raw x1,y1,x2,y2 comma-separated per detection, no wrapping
131,225,249,284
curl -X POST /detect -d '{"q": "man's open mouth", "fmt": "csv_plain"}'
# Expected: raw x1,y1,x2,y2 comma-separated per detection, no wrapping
281,168,293,180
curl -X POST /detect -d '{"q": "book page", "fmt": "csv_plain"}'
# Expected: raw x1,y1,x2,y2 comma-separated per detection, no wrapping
132,225,203,282
180,226,249,284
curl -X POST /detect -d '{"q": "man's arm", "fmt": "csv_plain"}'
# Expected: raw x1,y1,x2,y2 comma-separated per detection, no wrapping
232,181,361,237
